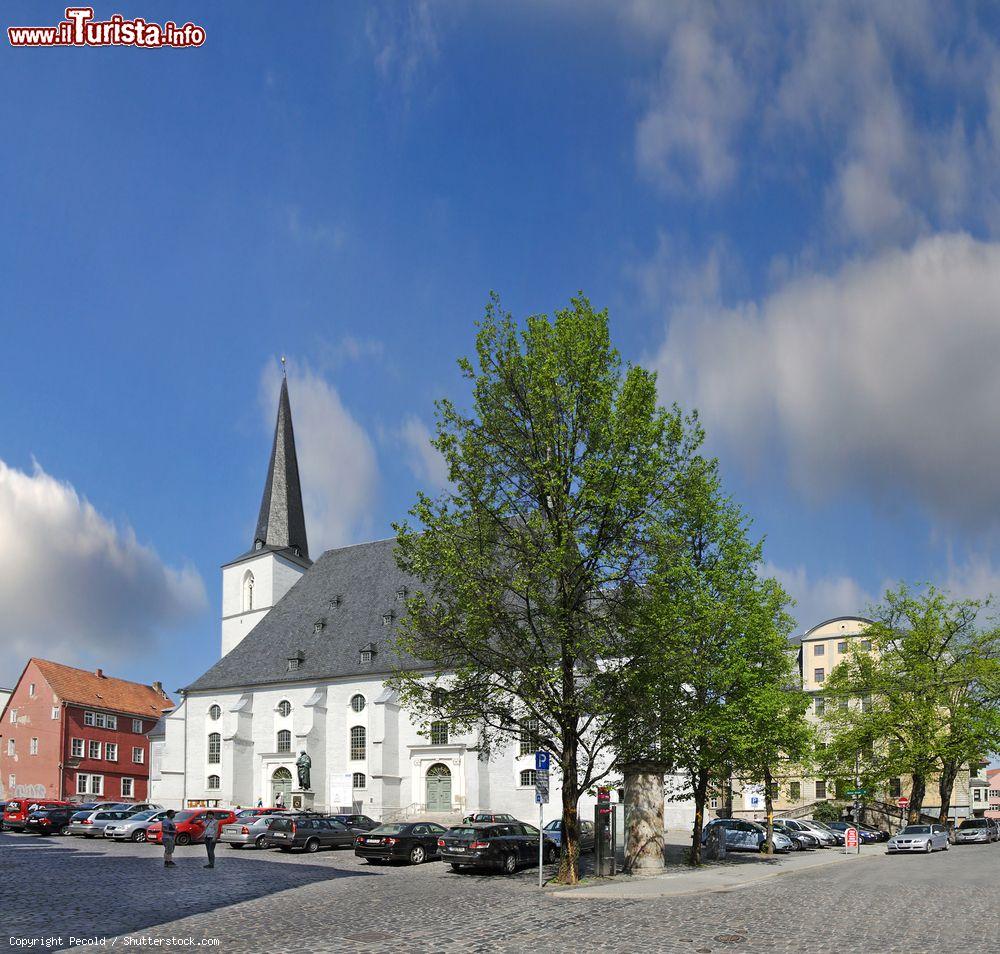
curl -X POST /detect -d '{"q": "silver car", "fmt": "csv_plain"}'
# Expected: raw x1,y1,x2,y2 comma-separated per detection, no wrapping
65,809,133,838
221,810,294,849
955,818,992,845
775,818,837,848
103,809,170,843
887,824,950,853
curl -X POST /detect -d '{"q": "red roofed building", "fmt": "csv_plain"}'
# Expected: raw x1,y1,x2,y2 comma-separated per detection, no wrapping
0,658,173,803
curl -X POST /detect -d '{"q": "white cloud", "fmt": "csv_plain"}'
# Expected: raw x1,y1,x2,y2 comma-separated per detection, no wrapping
653,233,1000,529
764,561,876,635
398,415,449,492
0,460,206,686
259,359,379,552
365,0,440,93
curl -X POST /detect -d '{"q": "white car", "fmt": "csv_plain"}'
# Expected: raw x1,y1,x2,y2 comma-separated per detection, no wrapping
887,824,950,853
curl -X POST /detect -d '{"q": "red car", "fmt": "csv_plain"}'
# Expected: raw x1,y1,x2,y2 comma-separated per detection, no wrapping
3,799,72,832
146,808,236,846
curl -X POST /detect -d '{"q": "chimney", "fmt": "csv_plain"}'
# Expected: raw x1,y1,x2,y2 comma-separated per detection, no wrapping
152,681,163,696
95,668,105,678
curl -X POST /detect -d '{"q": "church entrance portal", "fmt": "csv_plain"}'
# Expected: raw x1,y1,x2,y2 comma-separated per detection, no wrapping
271,766,292,805
425,763,452,812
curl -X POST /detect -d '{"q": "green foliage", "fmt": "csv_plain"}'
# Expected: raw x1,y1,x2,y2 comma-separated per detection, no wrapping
811,801,842,823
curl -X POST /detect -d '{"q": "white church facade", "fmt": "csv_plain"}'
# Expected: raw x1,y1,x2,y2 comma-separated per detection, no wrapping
150,378,695,829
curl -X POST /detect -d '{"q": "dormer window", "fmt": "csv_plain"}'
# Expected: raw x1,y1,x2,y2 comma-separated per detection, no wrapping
360,643,377,664
396,586,408,600
330,595,342,609
286,651,304,672
314,618,326,634
255,540,263,551
382,612,394,626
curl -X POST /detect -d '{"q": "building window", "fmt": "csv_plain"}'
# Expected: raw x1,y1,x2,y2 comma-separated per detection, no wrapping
430,721,449,745
76,773,88,795
313,618,326,633
242,571,254,612
709,796,719,809
277,700,292,718
88,712,117,730
89,741,102,759
815,780,827,799
207,732,221,764
360,643,377,664
29,738,38,755
860,640,872,650
133,719,143,733
837,641,847,653
29,683,36,696
277,730,292,753
208,705,221,721
84,710,95,727
71,738,84,758
520,769,537,787
286,657,302,672
814,668,825,683
105,743,118,762
382,612,394,626
89,775,104,795
889,778,902,798
52,706,60,720
207,774,220,790
352,772,366,790
6,739,13,756
814,697,826,715
519,718,540,757
860,693,871,712
350,726,366,761
350,694,366,713
814,644,825,656
790,781,801,800
121,777,134,798
132,747,144,764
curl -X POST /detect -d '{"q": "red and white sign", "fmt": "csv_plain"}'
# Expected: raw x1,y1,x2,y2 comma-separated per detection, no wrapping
845,826,859,849
898,796,910,808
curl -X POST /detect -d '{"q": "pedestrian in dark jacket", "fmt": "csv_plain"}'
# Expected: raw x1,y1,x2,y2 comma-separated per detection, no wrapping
203,814,219,869
162,810,177,867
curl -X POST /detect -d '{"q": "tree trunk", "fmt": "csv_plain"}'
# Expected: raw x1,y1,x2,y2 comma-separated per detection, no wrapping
938,761,959,825
555,729,580,884
689,767,709,866
763,764,774,855
907,773,926,823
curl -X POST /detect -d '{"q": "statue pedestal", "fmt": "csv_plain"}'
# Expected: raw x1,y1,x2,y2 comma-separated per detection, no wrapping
289,789,315,812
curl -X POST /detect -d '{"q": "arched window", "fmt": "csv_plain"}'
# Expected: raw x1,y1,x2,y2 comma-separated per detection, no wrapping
430,721,449,745
352,772,366,790
242,571,254,612
207,774,220,790
208,704,221,721
207,732,221,764
276,730,291,753
350,694,366,713
520,769,537,787
350,726,366,761
277,700,291,718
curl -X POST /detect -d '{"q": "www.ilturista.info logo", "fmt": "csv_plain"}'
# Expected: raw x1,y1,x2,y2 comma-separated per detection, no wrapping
8,7,205,48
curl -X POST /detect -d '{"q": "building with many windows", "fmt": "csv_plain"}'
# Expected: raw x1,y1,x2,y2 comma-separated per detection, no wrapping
0,658,172,803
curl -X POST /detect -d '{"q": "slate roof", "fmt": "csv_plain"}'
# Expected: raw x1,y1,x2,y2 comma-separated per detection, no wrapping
187,537,433,693
250,377,310,562
32,659,174,716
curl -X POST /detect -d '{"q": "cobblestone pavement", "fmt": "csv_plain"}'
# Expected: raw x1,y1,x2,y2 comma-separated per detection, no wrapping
3,830,999,953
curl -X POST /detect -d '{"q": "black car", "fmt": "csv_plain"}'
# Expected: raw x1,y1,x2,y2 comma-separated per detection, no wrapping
771,821,819,850
331,814,378,832
438,822,559,874
461,812,518,825
825,821,881,844
355,822,449,864
263,815,359,853
25,806,78,835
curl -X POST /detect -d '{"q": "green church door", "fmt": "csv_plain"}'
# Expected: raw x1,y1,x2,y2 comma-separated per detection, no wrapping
425,763,452,811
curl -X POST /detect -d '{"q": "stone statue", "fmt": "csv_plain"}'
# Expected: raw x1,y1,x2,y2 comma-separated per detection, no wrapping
296,750,312,790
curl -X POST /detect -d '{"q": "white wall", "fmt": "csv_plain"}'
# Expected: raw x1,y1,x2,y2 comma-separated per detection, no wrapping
220,552,306,657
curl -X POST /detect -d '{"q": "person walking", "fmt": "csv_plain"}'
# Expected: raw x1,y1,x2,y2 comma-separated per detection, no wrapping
256,797,263,808
274,791,284,809
162,810,177,868
203,813,219,869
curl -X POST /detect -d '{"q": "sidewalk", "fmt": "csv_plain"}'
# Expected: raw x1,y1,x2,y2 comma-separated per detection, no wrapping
551,838,881,900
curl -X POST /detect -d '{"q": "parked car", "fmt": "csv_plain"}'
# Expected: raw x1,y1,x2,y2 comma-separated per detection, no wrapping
221,809,298,849
461,812,518,825
808,821,846,846
147,809,237,846
825,821,880,844
65,809,134,838
771,820,819,851
857,823,890,842
263,815,359,853
355,822,449,864
25,806,79,835
955,818,993,845
701,818,793,853
542,819,596,853
439,822,560,873
330,813,379,832
103,809,170,842
3,799,72,832
887,824,950,853
113,803,162,814
775,818,837,847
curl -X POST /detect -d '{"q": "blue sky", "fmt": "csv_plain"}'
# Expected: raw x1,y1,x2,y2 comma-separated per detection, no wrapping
4,1,1000,693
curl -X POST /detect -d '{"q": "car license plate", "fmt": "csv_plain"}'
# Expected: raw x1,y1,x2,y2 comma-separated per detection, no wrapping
450,846,465,852
366,838,381,844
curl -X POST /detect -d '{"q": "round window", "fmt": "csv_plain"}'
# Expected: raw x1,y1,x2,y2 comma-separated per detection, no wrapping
350,694,366,713
208,704,221,721
277,700,291,717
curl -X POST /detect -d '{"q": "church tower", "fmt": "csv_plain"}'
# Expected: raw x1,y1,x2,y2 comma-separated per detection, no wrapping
220,376,312,657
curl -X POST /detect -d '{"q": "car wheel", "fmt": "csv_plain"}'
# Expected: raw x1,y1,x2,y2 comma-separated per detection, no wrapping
790,839,801,851
450,863,464,871
57,826,69,836
176,833,191,847
409,845,426,865
544,844,558,865
131,830,146,843
943,841,949,850
254,834,267,848
501,852,518,875
305,838,320,853
925,842,932,853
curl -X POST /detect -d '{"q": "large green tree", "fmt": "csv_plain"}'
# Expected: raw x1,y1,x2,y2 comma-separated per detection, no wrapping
388,294,700,883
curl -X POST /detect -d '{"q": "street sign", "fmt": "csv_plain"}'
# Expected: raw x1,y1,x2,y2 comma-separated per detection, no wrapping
898,796,910,808
845,789,867,796
535,751,550,772
534,752,550,805
845,827,859,850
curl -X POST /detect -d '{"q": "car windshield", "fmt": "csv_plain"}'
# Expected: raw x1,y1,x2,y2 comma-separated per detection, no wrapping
370,824,408,835
901,826,931,834
447,827,478,838
543,821,561,831
129,810,157,821
959,819,988,828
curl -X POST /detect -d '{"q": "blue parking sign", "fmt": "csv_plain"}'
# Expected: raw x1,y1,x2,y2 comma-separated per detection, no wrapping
535,751,550,771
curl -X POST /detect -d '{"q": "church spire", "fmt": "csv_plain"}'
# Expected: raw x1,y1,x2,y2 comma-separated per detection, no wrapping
253,376,309,561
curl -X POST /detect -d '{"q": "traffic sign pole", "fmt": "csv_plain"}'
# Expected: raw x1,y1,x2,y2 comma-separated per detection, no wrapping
535,751,550,888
